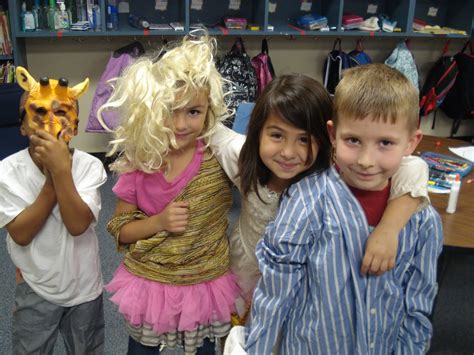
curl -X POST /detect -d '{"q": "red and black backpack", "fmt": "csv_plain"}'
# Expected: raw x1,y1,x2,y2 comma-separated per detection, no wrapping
440,40,474,135
419,40,459,121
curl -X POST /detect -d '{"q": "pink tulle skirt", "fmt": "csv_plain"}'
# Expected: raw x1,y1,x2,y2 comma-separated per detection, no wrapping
105,263,239,335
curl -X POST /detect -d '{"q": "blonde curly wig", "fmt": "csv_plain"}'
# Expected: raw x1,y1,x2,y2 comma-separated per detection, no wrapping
99,33,230,174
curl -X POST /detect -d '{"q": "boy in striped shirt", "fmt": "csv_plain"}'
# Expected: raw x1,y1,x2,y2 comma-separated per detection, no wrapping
246,64,443,355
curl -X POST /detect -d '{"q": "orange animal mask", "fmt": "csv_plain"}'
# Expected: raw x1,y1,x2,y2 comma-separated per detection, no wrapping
16,66,89,143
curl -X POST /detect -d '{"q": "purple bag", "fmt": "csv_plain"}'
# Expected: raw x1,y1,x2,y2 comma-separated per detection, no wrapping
251,39,275,97
86,42,144,132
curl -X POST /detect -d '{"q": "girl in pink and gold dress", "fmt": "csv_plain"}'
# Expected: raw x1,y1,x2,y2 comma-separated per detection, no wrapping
101,33,238,355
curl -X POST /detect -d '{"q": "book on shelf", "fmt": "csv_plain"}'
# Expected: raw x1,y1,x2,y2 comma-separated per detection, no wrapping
0,9,12,56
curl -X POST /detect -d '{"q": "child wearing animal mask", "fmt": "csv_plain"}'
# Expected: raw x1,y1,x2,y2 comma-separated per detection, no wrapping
0,67,107,354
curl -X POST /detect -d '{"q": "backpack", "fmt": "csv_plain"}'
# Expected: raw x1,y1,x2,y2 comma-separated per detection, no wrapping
348,39,372,67
217,37,258,127
251,39,275,97
440,40,474,135
323,38,351,95
419,41,459,119
385,40,419,90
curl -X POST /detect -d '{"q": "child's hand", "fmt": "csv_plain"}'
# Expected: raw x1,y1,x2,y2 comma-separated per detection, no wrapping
157,201,189,233
30,130,72,176
361,227,398,276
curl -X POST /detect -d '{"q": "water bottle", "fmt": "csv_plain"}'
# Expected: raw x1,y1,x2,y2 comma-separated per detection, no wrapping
92,4,101,31
106,0,119,30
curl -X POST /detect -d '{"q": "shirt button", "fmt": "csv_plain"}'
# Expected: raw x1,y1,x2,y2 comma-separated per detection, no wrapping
370,342,375,349
370,308,376,315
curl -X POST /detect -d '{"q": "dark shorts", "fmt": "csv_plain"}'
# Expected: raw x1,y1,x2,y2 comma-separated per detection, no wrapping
12,282,104,355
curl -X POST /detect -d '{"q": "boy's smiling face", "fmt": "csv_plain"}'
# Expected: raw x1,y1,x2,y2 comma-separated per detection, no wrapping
327,115,422,191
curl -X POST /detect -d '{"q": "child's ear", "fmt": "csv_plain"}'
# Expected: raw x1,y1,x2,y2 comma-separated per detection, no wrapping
73,119,79,136
404,129,423,156
20,122,27,137
326,120,336,146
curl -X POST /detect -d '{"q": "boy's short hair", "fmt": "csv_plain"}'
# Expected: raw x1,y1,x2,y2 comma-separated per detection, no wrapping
333,63,419,132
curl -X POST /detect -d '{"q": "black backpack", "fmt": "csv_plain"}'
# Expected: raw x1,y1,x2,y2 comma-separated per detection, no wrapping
440,40,474,135
323,38,351,95
419,41,459,120
217,37,258,127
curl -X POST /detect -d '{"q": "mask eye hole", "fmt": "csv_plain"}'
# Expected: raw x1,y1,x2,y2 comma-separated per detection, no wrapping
55,110,67,116
35,107,48,115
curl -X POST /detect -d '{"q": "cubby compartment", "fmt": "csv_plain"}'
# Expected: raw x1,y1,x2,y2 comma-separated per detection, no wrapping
114,0,186,35
341,0,411,35
267,0,341,35
189,0,266,35
412,0,474,37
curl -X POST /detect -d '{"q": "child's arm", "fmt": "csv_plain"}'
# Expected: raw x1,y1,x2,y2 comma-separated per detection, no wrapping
395,209,443,353
209,123,245,187
31,130,93,236
5,174,56,246
361,156,429,275
113,199,189,244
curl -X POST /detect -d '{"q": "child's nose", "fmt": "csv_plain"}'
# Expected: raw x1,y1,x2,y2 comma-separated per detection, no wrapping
280,142,296,159
357,147,375,168
174,113,187,131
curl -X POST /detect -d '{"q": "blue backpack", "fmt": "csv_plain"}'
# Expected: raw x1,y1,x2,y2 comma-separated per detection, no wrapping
385,40,419,90
348,40,372,67
323,38,351,95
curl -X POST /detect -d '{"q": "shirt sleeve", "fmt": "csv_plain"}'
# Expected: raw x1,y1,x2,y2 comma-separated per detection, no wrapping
74,154,108,224
0,160,27,227
395,208,443,354
209,123,245,187
390,155,429,211
245,183,318,354
112,171,138,206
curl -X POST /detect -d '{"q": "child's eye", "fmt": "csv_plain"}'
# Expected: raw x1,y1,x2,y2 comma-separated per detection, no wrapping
189,109,201,116
299,137,309,145
270,133,283,140
346,137,360,145
55,110,67,116
380,140,393,147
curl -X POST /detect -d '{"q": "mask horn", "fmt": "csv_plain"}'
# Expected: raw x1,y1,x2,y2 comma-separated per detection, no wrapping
69,78,90,99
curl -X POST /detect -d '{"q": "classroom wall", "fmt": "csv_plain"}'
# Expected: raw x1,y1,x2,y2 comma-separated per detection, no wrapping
24,36,474,153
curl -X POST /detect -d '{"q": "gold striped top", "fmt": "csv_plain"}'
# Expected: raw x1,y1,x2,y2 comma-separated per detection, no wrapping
107,150,233,285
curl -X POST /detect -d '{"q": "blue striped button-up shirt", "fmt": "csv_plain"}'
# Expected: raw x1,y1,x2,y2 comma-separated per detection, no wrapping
246,167,443,355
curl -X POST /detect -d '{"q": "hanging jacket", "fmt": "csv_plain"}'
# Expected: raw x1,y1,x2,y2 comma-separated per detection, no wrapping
86,41,144,132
